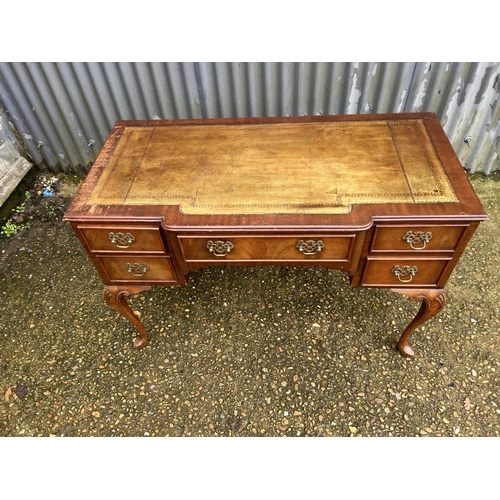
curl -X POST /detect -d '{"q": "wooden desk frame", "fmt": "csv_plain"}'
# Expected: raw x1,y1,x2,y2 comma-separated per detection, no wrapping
64,113,487,357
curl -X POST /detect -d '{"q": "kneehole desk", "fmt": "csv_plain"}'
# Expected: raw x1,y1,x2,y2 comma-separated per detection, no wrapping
64,113,487,357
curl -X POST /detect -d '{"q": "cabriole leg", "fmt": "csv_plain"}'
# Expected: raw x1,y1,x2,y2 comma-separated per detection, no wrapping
103,285,151,349
391,288,446,358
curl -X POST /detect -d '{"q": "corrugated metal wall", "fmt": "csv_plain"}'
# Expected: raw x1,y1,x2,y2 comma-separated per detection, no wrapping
0,62,498,175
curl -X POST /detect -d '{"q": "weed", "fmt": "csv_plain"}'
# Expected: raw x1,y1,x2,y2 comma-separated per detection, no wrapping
1,199,32,237
1,219,31,237
45,204,57,216
15,202,26,214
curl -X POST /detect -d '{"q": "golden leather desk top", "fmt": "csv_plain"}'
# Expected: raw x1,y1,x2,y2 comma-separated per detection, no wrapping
87,119,458,215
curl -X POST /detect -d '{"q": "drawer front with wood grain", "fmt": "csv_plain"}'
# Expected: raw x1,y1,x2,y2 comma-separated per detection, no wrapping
178,234,357,263
97,256,178,283
79,224,167,253
371,225,467,252
360,257,452,287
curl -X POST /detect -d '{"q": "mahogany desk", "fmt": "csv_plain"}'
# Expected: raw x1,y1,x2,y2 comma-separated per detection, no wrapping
64,113,487,357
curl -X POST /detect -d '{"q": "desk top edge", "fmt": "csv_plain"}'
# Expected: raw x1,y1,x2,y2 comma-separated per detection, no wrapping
111,112,438,128
64,113,488,225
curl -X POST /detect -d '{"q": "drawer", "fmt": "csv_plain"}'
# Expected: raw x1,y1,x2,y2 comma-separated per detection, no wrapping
79,224,167,253
361,257,452,287
97,255,177,283
371,224,467,252
178,234,356,262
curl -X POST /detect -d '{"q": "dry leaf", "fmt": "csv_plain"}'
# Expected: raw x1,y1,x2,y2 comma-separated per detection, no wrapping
464,397,471,411
4,387,12,402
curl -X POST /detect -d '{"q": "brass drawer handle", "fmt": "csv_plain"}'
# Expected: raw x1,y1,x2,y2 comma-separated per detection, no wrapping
207,240,234,257
126,262,149,277
109,231,135,248
296,239,324,255
402,231,432,250
391,265,418,283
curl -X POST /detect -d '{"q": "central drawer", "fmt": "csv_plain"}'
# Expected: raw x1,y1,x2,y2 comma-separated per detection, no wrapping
178,234,356,263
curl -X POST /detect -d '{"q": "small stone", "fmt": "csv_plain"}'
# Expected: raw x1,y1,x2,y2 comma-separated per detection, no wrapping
15,385,28,400
349,426,357,434
92,411,100,418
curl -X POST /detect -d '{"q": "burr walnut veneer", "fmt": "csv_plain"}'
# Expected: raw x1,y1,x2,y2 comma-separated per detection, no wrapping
64,113,487,357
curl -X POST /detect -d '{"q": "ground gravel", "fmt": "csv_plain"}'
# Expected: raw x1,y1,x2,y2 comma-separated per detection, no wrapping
1,173,499,438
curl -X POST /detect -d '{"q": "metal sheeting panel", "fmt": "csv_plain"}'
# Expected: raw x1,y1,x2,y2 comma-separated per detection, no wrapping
406,62,500,174
0,62,498,175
